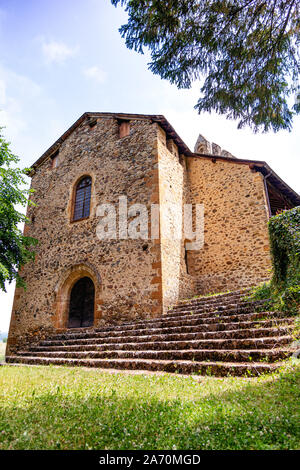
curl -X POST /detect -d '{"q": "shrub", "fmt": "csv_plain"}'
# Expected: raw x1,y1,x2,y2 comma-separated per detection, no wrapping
269,207,300,287
250,207,300,313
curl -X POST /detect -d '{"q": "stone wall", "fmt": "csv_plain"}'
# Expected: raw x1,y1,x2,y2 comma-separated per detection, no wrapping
7,113,279,355
157,129,195,311
7,117,164,354
186,156,272,294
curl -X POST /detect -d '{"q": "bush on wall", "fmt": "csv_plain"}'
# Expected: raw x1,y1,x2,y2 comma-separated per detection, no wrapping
249,207,300,313
269,207,300,287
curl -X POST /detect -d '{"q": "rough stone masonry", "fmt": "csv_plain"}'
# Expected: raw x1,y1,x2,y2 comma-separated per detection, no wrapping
6,112,300,354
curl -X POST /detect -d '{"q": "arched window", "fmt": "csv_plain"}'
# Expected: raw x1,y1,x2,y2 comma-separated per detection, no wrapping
73,176,92,221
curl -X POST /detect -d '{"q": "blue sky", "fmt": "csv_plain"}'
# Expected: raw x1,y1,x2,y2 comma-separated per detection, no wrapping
0,0,299,332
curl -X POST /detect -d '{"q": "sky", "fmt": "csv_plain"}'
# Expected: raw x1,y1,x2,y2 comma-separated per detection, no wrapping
0,0,299,332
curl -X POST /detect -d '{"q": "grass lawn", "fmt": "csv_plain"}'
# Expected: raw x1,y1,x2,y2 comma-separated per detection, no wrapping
0,343,6,363
0,361,299,450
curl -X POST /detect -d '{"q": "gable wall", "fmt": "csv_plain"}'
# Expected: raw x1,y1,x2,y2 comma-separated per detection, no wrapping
7,117,163,354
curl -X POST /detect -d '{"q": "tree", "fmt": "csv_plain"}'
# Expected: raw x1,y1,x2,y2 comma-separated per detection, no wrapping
0,128,37,292
112,0,300,132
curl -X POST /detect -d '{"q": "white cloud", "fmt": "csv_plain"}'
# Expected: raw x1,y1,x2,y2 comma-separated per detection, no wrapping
42,40,77,64
83,66,106,84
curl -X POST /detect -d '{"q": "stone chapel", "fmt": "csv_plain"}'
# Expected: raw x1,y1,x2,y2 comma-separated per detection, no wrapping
7,112,300,354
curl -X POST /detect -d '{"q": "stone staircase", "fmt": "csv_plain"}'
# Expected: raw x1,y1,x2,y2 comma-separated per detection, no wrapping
6,289,297,376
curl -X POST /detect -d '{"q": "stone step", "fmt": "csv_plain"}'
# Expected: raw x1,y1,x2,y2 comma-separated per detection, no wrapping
174,294,256,309
7,287,293,378
47,312,287,344
19,348,291,363
34,334,292,352
119,301,267,325
50,318,293,342
38,326,293,349
177,289,252,307
5,355,283,377
123,301,264,325
90,311,284,333
168,300,266,317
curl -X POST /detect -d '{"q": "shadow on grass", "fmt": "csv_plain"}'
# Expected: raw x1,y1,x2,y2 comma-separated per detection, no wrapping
0,364,299,450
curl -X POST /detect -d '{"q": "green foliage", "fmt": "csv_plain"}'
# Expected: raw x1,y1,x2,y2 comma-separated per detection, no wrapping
0,128,37,292
112,0,300,133
248,281,272,302
249,207,300,313
269,207,300,286
0,363,299,449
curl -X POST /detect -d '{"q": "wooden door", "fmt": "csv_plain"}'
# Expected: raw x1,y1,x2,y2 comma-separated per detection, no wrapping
68,277,95,328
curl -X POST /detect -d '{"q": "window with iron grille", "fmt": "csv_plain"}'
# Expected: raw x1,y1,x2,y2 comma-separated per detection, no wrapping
73,176,92,221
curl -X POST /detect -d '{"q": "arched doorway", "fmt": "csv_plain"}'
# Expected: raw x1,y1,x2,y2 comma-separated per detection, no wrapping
68,277,95,328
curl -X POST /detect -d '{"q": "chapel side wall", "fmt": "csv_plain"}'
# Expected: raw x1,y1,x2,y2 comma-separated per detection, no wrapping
157,127,195,312
187,157,272,294
7,117,163,355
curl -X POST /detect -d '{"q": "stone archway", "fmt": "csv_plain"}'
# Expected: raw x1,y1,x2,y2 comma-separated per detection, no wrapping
53,263,102,330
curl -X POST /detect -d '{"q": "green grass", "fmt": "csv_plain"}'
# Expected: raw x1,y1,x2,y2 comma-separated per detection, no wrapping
0,362,299,450
0,343,6,363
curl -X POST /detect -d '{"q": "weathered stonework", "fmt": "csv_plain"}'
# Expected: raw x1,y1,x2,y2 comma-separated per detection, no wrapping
157,128,195,310
8,117,163,353
186,156,272,293
6,112,300,355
